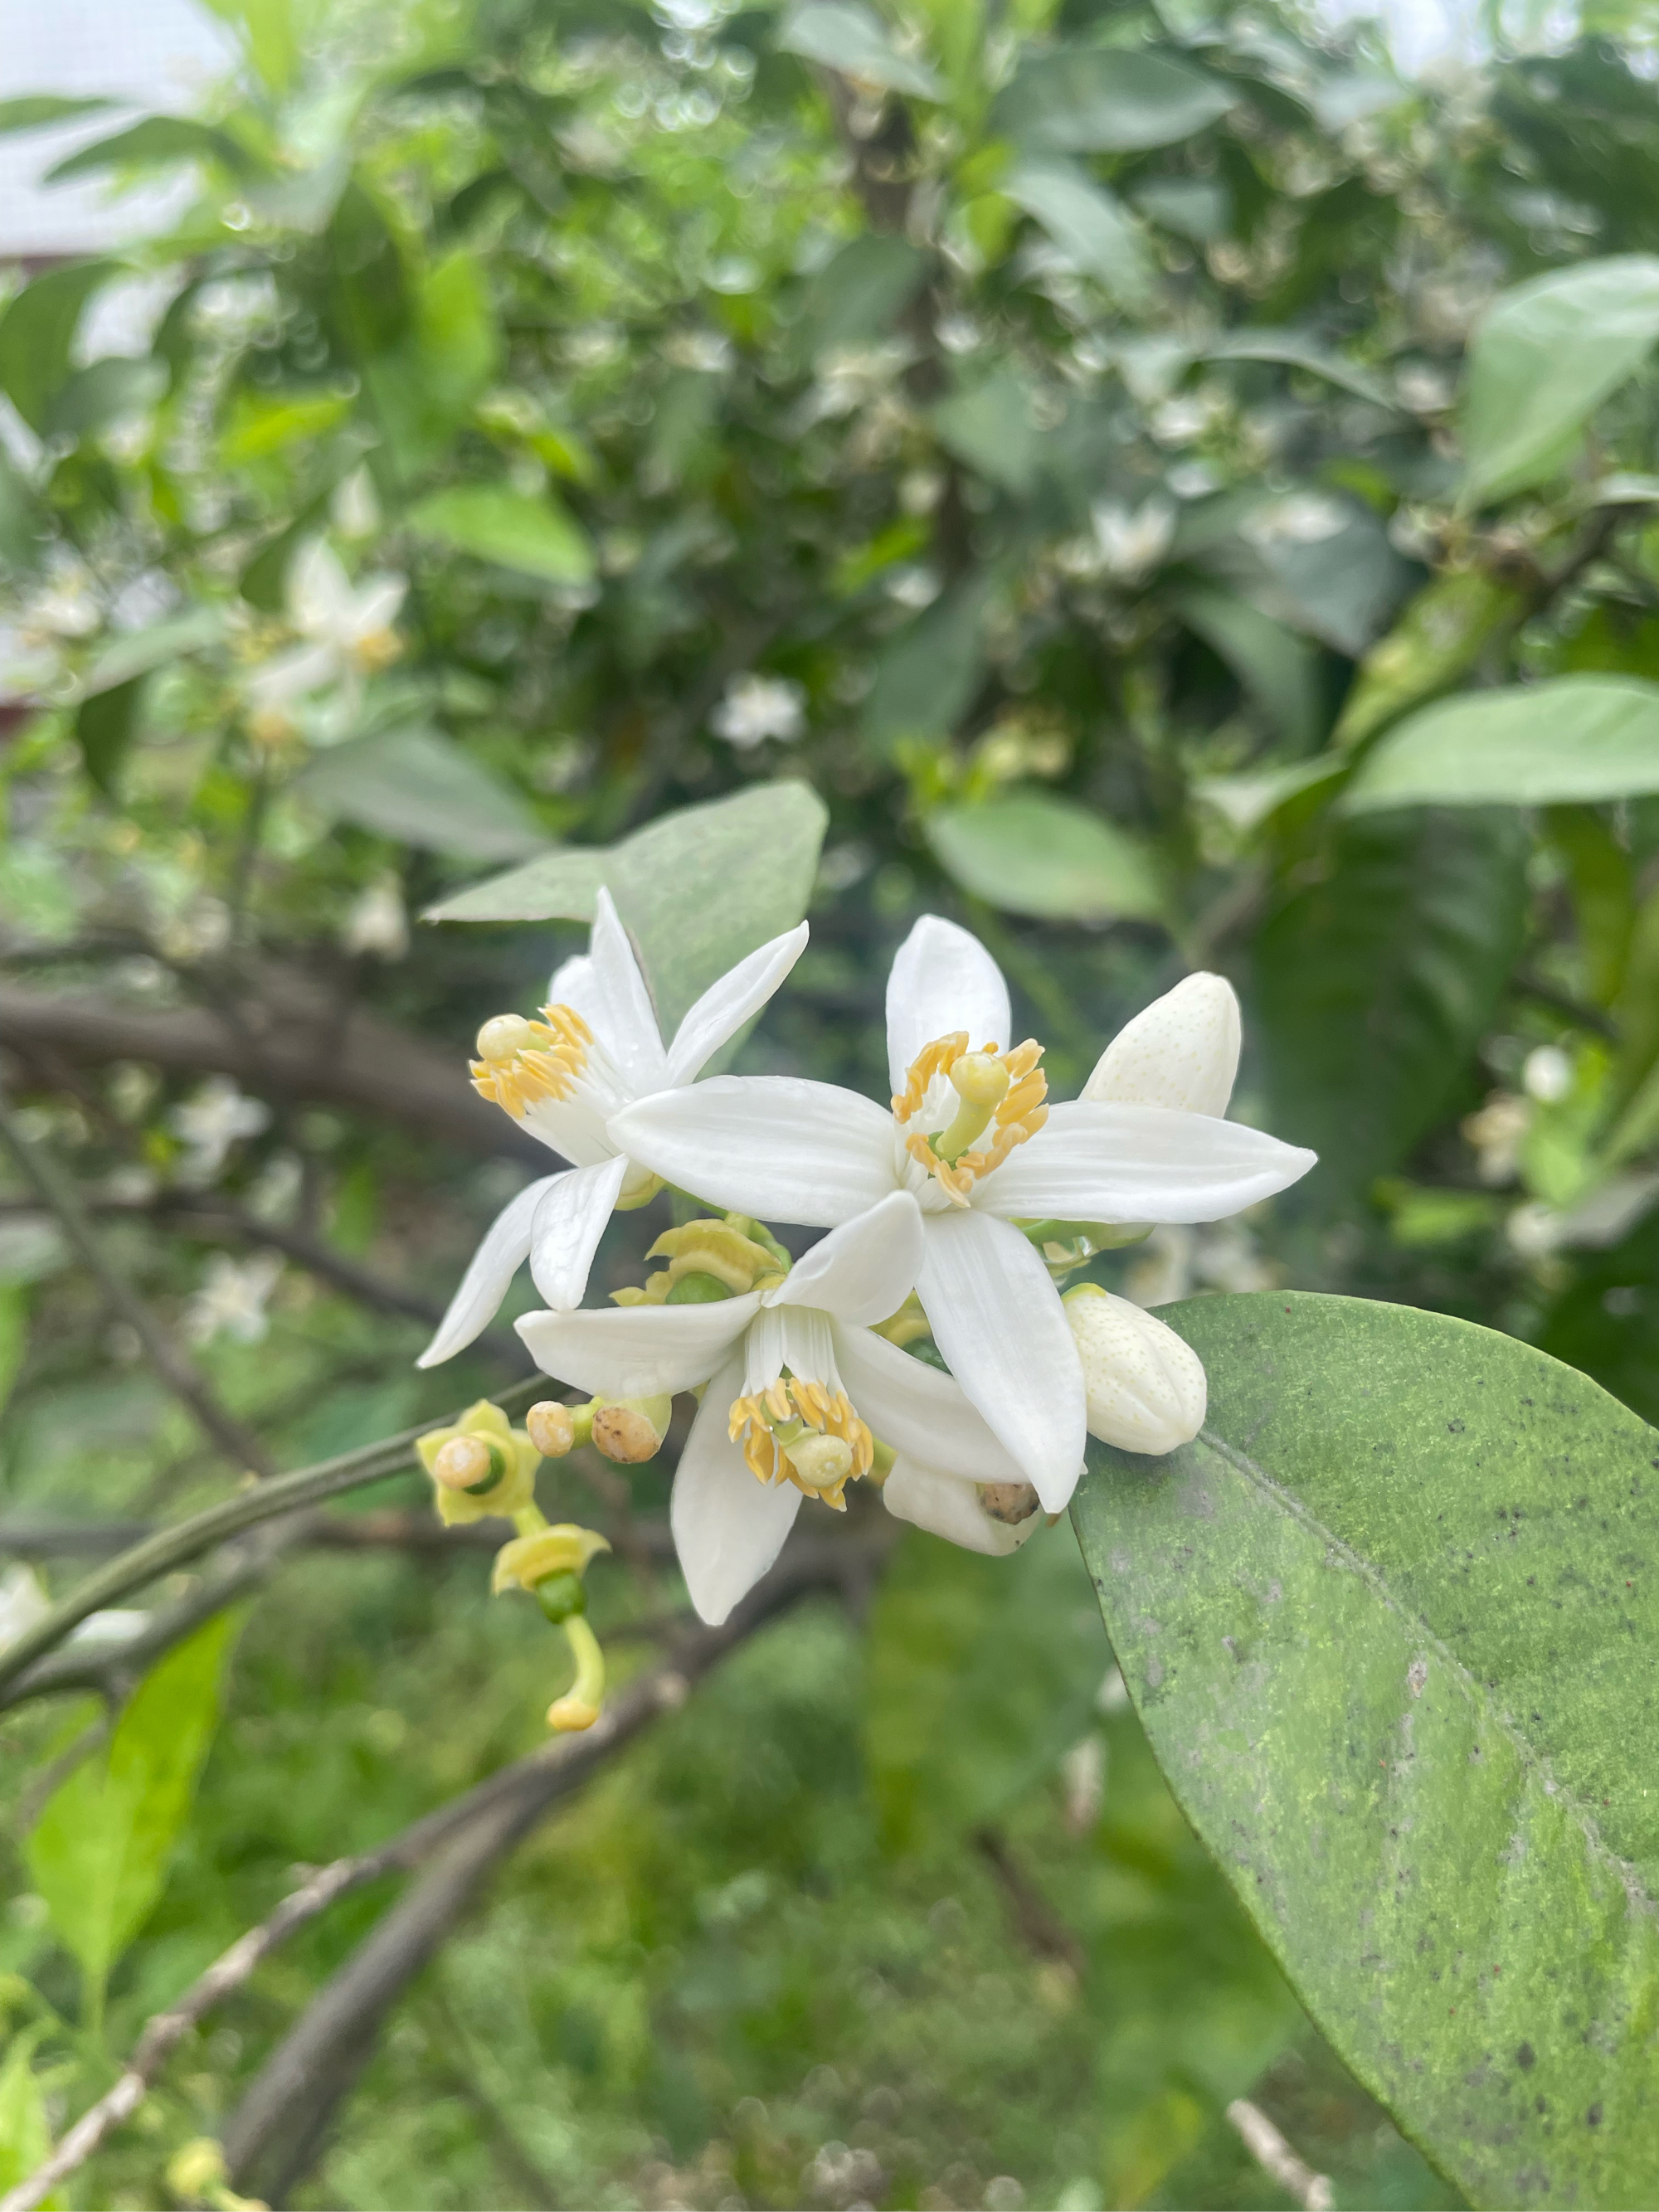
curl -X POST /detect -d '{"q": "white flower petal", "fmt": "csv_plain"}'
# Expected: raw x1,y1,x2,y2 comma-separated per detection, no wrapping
1083,973,1242,1117
831,1322,1023,1481
1066,1287,1207,1455
288,537,351,638
517,1290,760,1399
589,887,670,1093
416,1173,564,1368
672,1359,802,1624
547,950,601,1025
773,1191,923,1326
983,1100,1316,1223
882,1456,1039,1557
528,1155,629,1310
665,921,810,1087
347,571,407,639
611,1078,896,1227
246,639,337,709
915,1209,1085,1511
886,915,1013,1093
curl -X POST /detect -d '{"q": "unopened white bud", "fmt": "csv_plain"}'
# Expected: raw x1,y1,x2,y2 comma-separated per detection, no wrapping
881,1456,1039,1557
1083,973,1241,1118
1064,1286,1206,1456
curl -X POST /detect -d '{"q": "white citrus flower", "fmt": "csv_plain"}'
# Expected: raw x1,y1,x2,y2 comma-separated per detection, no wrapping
709,672,806,748
168,1076,270,1185
611,918,1315,1510
245,537,406,729
186,1252,284,1346
419,889,808,1364
518,1193,1036,1623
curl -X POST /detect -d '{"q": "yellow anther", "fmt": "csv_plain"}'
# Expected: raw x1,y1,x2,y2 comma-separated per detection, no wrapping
431,1434,499,1491
526,1401,576,1457
727,1378,873,1509
469,1003,594,1120
492,1524,611,1595
893,1033,1049,1202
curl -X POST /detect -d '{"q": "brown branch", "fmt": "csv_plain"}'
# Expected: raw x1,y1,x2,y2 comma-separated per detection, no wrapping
0,1509,675,1563
972,1824,1087,1981
0,1087,275,1476
0,963,538,1162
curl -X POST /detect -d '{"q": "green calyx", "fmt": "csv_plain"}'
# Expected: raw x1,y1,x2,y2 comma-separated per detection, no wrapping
665,1269,734,1304
535,1570,587,1624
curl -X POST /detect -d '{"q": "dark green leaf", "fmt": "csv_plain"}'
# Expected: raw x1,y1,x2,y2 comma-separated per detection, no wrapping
294,727,547,862
860,574,997,754
927,792,1164,924
775,2,942,98
1170,582,1323,751
993,46,1234,154
1253,808,1527,1205
1204,328,1395,408
27,1612,236,2013
931,372,1044,496
795,234,928,360
1073,1290,1659,2210
44,355,168,443
0,260,114,434
1343,677,1659,812
1460,255,1659,507
424,781,828,1034
78,609,226,698
75,678,145,798
406,483,593,585
1003,160,1152,306
1334,569,1524,749
1228,495,1413,659
46,115,259,183
0,95,114,134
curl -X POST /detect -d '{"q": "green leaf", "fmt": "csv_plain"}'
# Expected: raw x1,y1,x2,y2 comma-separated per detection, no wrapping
27,1612,237,2019
1253,808,1527,1205
775,2,943,98
197,0,300,92
46,115,259,184
993,46,1233,153
860,573,997,753
406,483,593,585
1460,255,1659,507
1343,677,1659,813
1229,494,1412,659
866,1524,1107,1854
424,781,829,1035
1073,1289,1659,2210
0,261,114,435
926,792,1164,924
0,445,46,573
1169,582,1323,751
75,678,145,799
1204,328,1394,408
1334,568,1525,750
930,372,1043,498
0,95,114,135
78,608,226,698
0,1283,27,1414
219,385,354,464
44,355,168,443
1003,160,1152,306
294,727,547,862
0,2030,60,2205
795,234,929,361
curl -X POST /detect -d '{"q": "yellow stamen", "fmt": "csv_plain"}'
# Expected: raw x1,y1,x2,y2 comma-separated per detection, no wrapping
469,1003,593,1120
893,1033,1048,1204
727,1376,874,1510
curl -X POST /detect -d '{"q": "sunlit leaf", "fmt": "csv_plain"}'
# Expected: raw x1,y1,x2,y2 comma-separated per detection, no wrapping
1343,676,1659,812
1074,1290,1659,2210
407,483,593,584
27,1612,238,2020
295,726,547,862
424,780,829,1033
927,792,1165,924
1460,254,1659,506
775,1,943,98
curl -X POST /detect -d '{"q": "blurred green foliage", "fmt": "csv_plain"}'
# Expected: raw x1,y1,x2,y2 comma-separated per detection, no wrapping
6,0,1659,2199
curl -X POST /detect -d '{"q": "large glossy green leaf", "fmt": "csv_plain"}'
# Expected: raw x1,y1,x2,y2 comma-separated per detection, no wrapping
1170,581,1322,751
1253,807,1527,1205
1003,161,1152,305
775,1,942,97
27,1612,237,2019
406,483,593,584
926,792,1164,924
424,781,829,1033
1073,1290,1659,2209
0,261,114,434
1335,569,1525,749
1460,255,1659,507
1343,677,1659,813
994,46,1233,153
295,726,547,862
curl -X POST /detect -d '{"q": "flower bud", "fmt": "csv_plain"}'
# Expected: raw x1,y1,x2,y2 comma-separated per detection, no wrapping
881,1456,1040,1557
591,1394,671,1464
431,1435,501,1492
1063,1285,1206,1456
416,1399,539,1525
526,1400,576,1457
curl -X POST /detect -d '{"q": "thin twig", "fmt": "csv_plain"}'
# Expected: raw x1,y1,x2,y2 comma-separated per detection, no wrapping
0,1381,542,1705
0,1088,274,1477
972,1825,1087,1981
1224,2098,1335,2212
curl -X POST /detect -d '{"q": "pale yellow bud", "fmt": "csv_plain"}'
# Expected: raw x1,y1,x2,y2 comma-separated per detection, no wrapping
784,1432,854,1495
526,1400,576,1457
431,1434,498,1491
1064,1285,1206,1456
476,1014,538,1063
591,1395,670,1464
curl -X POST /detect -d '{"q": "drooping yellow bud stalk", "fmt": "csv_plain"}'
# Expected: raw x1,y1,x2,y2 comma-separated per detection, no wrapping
548,1612,606,1732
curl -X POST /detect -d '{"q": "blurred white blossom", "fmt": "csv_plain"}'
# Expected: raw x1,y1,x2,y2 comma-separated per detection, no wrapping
245,537,406,739
0,1564,49,1651
1523,1044,1574,1104
187,1252,285,1345
1090,497,1176,581
170,1077,270,1185
330,467,382,540
343,875,410,960
710,672,805,748
1244,491,1349,547
1463,1091,1530,1184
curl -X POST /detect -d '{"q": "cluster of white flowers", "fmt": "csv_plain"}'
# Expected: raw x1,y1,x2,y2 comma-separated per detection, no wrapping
423,902,1315,1625
243,537,406,742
